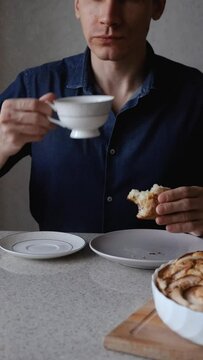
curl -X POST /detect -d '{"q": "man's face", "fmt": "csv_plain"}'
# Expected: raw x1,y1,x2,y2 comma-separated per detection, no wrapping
75,0,166,62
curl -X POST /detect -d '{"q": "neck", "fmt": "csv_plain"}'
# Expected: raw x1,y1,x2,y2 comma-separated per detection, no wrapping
91,47,147,112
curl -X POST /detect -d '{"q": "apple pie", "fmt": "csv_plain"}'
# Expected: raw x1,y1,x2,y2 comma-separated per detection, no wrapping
156,251,203,311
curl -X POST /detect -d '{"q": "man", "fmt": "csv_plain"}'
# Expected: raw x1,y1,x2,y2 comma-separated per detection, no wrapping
0,0,203,235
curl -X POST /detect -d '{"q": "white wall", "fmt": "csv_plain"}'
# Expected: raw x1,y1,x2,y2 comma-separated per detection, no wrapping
0,0,203,230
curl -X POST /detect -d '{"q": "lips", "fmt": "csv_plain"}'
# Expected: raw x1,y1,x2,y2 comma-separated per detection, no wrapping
92,35,124,45
95,36,123,39
92,34,124,40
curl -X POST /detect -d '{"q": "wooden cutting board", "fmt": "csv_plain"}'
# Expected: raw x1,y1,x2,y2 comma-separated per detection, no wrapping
104,299,203,360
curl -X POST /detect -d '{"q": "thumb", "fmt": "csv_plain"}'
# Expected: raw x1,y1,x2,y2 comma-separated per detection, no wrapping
39,92,56,102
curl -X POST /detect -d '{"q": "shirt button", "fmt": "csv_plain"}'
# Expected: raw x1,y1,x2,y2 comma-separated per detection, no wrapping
107,196,113,202
109,148,116,155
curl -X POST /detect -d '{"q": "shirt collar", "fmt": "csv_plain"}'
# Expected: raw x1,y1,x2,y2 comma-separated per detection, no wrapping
65,43,159,95
65,48,94,94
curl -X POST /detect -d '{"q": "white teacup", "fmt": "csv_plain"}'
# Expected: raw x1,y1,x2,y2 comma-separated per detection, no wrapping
48,95,114,139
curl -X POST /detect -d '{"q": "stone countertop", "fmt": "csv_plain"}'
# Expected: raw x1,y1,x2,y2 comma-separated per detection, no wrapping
0,231,153,360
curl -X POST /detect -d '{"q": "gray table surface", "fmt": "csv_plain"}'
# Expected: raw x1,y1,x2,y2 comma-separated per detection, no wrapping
0,231,153,360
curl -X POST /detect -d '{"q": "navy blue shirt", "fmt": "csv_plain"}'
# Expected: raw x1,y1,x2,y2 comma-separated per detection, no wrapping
1,45,203,232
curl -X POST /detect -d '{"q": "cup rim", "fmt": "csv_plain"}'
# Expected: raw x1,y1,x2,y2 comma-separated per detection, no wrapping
54,95,114,104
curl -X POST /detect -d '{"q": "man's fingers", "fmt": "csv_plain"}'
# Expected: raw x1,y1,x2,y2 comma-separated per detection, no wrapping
1,108,53,129
2,97,53,116
158,186,203,203
39,92,56,102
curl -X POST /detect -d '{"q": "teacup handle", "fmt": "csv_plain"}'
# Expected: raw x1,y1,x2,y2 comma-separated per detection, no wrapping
46,101,66,128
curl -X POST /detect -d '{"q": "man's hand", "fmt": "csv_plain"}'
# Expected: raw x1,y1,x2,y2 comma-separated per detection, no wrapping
156,186,203,237
0,93,56,167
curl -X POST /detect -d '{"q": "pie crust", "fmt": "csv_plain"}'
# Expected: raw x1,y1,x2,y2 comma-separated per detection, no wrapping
156,251,203,311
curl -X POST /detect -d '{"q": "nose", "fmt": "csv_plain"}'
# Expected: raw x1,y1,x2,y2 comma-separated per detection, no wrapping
99,0,122,27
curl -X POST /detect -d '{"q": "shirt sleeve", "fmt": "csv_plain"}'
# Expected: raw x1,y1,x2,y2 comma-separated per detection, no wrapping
0,71,31,177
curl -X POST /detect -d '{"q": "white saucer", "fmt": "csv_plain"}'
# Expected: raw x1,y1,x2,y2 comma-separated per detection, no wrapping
0,231,86,259
89,229,203,269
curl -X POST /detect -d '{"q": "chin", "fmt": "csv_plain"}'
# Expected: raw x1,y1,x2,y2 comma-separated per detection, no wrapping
92,47,126,62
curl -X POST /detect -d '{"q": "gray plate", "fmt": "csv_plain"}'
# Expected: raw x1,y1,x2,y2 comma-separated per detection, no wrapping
89,229,203,269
